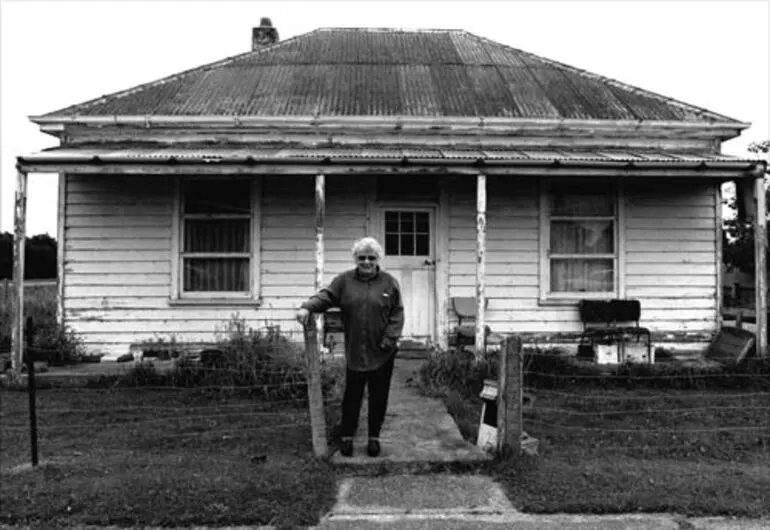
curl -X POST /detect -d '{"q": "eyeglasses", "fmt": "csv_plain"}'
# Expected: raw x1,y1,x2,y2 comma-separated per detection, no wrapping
357,255,378,262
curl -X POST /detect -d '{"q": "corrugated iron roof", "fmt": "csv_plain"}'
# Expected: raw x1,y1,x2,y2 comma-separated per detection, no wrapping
42,28,742,123
18,146,762,167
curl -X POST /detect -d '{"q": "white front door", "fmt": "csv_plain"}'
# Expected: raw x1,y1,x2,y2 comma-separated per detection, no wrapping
378,207,436,342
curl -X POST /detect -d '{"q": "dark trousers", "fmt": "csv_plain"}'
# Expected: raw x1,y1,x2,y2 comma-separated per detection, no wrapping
340,355,396,439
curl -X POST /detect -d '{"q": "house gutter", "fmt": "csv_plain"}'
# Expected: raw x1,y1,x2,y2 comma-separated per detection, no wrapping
28,115,751,136
16,151,766,173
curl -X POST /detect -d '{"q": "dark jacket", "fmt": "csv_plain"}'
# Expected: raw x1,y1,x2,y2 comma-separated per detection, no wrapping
301,267,404,372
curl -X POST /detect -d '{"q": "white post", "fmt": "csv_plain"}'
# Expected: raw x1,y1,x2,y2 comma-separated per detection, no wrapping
476,173,487,358
314,174,326,349
12,168,28,373
753,169,767,357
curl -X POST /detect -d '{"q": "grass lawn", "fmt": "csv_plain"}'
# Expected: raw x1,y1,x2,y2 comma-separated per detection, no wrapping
444,387,770,517
0,386,337,528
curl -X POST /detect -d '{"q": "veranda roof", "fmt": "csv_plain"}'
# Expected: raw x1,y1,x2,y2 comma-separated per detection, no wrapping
17,146,765,178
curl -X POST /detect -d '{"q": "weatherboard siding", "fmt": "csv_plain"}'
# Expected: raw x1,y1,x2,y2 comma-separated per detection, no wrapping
623,180,718,335
62,174,366,356
62,174,718,356
259,175,367,320
446,176,719,337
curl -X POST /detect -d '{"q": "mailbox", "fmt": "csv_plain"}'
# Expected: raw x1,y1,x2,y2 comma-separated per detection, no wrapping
477,379,539,456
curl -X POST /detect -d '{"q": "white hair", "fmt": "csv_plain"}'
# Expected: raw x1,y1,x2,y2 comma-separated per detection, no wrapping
351,237,384,260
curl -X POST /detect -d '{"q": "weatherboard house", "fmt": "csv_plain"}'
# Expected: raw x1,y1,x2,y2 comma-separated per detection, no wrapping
11,20,768,365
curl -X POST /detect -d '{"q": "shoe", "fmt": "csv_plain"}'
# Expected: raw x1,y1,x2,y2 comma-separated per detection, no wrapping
367,438,381,457
339,438,353,457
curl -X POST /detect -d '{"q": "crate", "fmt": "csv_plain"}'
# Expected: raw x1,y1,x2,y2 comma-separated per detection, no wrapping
623,342,653,364
595,344,619,364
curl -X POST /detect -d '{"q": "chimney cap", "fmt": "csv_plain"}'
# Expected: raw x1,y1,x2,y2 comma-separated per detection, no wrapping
252,17,279,50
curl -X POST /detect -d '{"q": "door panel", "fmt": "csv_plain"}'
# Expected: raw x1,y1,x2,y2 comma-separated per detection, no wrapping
379,208,436,341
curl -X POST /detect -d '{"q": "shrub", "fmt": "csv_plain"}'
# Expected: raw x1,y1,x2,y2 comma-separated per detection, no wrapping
120,360,167,387
417,343,770,398
418,347,498,399
118,317,346,403
29,323,85,365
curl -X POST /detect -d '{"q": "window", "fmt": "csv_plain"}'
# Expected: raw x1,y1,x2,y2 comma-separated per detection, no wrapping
384,211,431,256
179,179,254,297
542,180,618,299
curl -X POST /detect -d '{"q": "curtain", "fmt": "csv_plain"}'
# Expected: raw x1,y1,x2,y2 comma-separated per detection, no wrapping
551,258,613,292
182,180,251,293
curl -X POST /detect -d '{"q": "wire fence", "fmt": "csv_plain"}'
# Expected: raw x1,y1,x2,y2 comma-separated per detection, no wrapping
2,328,770,469
0,325,348,468
511,347,770,459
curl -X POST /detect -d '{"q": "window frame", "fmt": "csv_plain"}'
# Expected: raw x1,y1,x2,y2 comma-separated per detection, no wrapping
170,176,262,304
539,178,624,304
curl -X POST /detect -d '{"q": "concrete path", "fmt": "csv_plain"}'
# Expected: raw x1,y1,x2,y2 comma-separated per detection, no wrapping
320,356,769,530
329,357,491,465
314,473,770,529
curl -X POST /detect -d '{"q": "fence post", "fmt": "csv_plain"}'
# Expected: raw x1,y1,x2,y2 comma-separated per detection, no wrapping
304,320,328,458
12,168,28,375
25,321,39,467
497,335,522,458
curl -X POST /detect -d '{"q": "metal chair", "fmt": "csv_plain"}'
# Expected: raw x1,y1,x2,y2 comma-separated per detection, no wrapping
577,299,651,362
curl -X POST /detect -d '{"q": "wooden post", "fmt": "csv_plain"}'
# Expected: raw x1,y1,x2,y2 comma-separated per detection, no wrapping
315,174,326,354
475,173,487,358
56,173,66,326
304,323,328,458
1,278,8,306
754,170,767,357
11,168,28,373
497,335,522,457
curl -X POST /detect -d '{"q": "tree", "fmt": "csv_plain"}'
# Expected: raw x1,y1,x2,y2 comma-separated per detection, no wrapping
722,140,770,273
0,232,58,279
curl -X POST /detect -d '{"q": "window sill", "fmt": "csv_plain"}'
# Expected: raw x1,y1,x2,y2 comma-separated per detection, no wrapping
538,296,615,307
169,298,263,307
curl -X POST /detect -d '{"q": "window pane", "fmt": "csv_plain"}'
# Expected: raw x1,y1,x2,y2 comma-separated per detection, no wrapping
550,259,613,292
385,233,399,256
184,180,251,214
415,234,430,255
400,213,414,232
551,221,613,254
400,234,415,255
415,213,430,233
184,219,250,252
550,183,614,217
184,258,249,292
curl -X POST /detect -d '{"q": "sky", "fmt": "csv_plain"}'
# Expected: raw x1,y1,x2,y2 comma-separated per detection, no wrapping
1,0,768,236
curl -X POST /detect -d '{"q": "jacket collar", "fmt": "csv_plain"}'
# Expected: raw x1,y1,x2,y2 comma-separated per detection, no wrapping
355,266,380,282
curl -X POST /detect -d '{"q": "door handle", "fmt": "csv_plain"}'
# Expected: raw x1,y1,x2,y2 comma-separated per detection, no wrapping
423,259,436,266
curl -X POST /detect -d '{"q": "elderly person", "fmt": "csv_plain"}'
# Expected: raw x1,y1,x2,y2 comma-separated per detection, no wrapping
296,237,404,457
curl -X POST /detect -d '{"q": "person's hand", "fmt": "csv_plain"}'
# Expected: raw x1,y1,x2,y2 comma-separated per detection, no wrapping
295,308,311,327
379,337,396,354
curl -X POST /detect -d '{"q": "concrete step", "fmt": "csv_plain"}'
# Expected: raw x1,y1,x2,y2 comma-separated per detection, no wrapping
318,475,521,528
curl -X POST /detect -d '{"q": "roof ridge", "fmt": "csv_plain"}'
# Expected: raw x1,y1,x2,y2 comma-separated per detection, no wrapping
316,27,464,33
43,28,323,117
460,30,743,124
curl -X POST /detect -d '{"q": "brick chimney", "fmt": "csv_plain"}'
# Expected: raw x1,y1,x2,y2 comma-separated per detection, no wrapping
252,17,279,50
